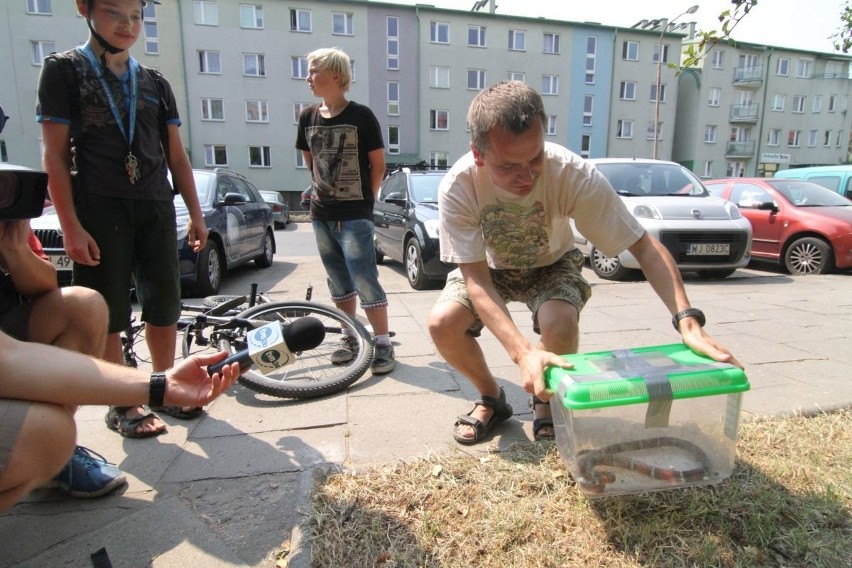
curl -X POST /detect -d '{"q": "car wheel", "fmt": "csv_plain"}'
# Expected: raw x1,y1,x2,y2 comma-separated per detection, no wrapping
404,238,430,290
255,230,274,268
193,242,223,297
590,247,637,281
784,237,833,275
695,268,736,279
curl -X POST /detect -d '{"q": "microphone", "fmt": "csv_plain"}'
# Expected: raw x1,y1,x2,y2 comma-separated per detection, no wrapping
207,316,325,376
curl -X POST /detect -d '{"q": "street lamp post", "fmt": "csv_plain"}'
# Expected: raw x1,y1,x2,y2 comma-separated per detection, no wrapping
653,4,699,160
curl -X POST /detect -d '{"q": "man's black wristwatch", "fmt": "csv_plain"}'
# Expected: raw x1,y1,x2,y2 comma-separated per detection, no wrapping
672,308,705,331
149,373,166,407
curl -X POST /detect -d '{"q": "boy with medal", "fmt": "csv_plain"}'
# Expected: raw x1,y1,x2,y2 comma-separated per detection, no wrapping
37,0,209,437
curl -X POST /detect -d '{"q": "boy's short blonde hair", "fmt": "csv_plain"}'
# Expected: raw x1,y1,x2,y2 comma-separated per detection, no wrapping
307,48,351,91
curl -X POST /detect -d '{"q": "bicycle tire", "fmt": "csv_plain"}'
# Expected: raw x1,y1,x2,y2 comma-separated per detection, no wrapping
226,301,374,399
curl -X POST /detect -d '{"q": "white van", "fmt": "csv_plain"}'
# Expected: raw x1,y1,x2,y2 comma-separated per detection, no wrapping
773,165,852,199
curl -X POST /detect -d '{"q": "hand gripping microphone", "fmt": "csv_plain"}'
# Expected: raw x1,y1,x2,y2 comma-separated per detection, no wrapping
207,316,325,376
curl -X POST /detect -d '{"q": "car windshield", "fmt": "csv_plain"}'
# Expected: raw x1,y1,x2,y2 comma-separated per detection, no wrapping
411,175,443,203
768,180,852,207
595,163,707,197
192,171,213,202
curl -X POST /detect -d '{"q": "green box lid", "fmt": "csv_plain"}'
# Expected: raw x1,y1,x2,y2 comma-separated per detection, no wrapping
544,343,749,411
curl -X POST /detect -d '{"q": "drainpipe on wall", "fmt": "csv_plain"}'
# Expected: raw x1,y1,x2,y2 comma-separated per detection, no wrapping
754,47,772,177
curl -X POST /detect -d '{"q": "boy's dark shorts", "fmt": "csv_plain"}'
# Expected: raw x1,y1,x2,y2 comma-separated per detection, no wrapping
437,248,592,336
73,194,180,334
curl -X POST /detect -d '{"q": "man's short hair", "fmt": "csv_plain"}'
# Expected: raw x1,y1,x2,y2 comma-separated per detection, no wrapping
467,81,547,155
307,48,352,91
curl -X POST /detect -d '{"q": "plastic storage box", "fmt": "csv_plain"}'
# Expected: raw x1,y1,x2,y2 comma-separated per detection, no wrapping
544,344,749,497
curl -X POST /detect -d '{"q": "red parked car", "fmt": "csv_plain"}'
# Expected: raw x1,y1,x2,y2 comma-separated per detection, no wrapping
705,178,852,274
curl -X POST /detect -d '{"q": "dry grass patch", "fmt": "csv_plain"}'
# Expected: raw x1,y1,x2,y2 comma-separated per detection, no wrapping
305,409,850,567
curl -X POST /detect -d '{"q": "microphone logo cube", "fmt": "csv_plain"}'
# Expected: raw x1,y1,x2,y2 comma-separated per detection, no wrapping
247,321,293,373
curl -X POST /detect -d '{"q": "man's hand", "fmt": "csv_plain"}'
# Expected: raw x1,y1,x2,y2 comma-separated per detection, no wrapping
517,348,573,402
186,219,209,253
63,224,101,266
678,322,744,369
163,351,240,408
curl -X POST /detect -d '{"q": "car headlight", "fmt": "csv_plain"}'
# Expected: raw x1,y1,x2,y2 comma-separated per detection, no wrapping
424,218,441,239
632,204,661,220
724,201,743,220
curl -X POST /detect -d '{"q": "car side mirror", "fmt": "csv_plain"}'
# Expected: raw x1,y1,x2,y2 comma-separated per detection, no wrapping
756,201,779,213
220,192,247,206
384,192,407,205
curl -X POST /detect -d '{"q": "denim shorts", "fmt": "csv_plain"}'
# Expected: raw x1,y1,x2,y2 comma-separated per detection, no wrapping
74,194,181,333
437,248,591,335
312,219,388,310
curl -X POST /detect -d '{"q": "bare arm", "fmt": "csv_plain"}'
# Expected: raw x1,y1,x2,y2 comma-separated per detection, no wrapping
460,261,570,398
0,221,57,297
368,148,386,199
0,331,240,408
628,232,742,368
166,124,208,252
41,121,101,266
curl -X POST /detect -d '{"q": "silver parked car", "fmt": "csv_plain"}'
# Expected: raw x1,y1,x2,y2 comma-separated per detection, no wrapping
575,159,752,280
260,190,290,228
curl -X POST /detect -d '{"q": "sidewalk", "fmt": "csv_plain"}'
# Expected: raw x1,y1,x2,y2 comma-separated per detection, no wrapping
2,223,851,567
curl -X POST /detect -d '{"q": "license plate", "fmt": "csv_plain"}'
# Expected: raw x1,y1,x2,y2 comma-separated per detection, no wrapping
687,243,730,256
49,254,73,270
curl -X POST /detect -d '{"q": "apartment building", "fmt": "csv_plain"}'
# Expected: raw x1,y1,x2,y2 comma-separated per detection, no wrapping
2,0,850,195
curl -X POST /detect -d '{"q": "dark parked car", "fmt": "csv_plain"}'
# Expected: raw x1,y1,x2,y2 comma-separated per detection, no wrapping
705,177,852,274
31,168,276,296
373,166,455,289
260,190,290,228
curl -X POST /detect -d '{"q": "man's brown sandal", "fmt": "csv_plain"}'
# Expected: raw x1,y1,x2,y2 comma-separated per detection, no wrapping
530,396,555,441
453,387,514,445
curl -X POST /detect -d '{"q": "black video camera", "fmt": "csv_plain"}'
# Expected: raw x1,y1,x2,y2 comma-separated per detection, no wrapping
0,104,48,221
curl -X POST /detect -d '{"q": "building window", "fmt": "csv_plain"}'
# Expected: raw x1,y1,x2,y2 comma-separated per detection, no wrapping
771,94,785,111
387,81,399,116
711,49,724,68
792,95,805,113
204,144,228,166
704,125,717,143
245,100,268,122
31,41,55,65
143,3,158,55
295,150,307,169
291,56,308,79
653,43,670,64
582,95,593,126
194,1,218,25
703,161,713,178
201,98,224,121
651,83,666,103
812,95,823,113
580,134,591,159
787,130,801,147
469,25,486,47
387,125,400,155
708,87,721,106
541,75,558,95
796,58,812,78
293,102,310,123
430,21,449,43
776,58,789,76
767,128,781,146
543,32,560,54
430,66,450,88
616,120,633,139
467,69,486,90
332,12,353,35
546,115,557,135
585,36,597,84
647,121,661,141
248,146,271,167
290,8,311,32
507,71,525,82
622,41,638,61
823,129,832,146
835,130,843,147
430,110,449,130
508,29,526,51
240,4,263,29
26,0,52,15
619,81,636,101
243,53,265,77
807,130,818,147
387,17,399,70
828,95,837,112
198,50,221,73
430,152,449,167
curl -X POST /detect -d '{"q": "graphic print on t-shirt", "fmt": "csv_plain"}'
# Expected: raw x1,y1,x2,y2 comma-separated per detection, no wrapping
479,200,549,268
306,125,362,202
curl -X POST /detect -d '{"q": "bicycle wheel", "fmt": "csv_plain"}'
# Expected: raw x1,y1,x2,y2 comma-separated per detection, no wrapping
228,301,374,399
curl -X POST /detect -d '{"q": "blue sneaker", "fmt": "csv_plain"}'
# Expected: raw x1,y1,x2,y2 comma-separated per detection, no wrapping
52,446,127,498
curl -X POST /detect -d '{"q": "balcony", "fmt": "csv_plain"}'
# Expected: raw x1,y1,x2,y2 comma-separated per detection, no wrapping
733,65,764,88
730,103,760,123
725,140,756,159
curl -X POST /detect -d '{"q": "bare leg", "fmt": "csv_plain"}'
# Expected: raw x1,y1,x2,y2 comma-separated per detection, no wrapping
533,299,580,438
428,302,502,441
27,287,107,357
